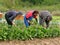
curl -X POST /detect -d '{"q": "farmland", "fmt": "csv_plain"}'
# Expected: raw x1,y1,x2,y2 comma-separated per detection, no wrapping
0,0,60,45
0,16,60,40
0,16,60,45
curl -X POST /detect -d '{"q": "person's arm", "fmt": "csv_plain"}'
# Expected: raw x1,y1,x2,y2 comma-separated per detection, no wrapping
34,16,38,22
9,15,16,21
28,20,31,25
8,15,16,25
11,21,16,26
9,13,16,26
35,18,38,22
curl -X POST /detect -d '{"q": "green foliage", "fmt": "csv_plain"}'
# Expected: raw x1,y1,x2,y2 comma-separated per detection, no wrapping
42,0,60,5
0,0,60,12
0,22,60,41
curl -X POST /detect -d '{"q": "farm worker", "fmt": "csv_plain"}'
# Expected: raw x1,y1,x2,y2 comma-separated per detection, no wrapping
39,11,52,28
5,10,23,26
24,10,39,27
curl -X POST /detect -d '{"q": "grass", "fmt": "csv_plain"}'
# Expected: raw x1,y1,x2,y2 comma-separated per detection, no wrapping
52,16,60,22
50,16,60,27
0,4,60,12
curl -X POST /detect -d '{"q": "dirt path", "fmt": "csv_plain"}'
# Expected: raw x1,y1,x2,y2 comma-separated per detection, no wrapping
0,37,60,45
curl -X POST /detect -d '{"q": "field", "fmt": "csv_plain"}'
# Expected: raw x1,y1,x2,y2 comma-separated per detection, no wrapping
0,16,60,45
0,0,60,45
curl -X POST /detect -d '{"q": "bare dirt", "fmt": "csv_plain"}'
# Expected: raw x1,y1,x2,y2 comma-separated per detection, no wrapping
0,37,60,45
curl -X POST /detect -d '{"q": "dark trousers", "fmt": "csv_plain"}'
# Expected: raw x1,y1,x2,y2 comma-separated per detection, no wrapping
5,14,12,25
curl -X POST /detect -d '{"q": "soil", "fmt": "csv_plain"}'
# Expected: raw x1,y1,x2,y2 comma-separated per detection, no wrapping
0,37,60,45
